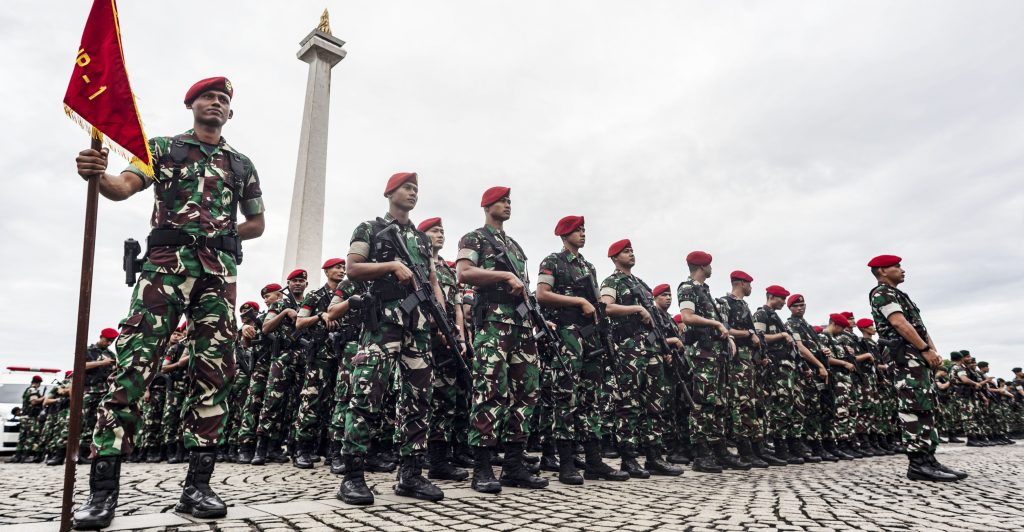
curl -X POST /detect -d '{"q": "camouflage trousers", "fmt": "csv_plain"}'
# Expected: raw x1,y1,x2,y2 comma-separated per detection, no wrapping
546,326,605,443
800,375,826,440
468,321,540,448
727,349,764,440
256,348,302,442
664,360,692,449
43,406,71,452
828,371,854,441
611,336,666,448
161,380,186,446
878,378,898,435
294,343,337,443
766,358,805,438
330,341,357,443
81,383,107,446
236,356,270,445
221,371,249,446
688,347,728,446
894,351,938,454
345,310,433,457
428,336,471,444
16,415,39,453
92,271,236,457
141,386,166,449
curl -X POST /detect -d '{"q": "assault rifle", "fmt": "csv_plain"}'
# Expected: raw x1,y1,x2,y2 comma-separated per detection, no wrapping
627,277,694,408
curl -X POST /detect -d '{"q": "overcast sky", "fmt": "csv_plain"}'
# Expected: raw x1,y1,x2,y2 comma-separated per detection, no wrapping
0,1,1021,379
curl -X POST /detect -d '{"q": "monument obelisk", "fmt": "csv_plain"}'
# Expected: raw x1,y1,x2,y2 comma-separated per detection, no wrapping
283,10,346,284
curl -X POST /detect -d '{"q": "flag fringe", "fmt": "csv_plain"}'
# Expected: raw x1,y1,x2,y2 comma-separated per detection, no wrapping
64,105,154,177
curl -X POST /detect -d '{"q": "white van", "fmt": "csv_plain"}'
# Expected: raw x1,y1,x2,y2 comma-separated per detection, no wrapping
0,367,62,454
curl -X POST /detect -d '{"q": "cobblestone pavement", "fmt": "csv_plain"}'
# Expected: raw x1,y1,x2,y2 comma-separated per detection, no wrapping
1,443,1022,531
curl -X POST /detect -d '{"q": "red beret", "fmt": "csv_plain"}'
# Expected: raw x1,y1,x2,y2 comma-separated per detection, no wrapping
867,254,902,268
841,311,854,319
383,172,418,196
446,260,456,268
65,370,73,378
786,294,804,307
766,285,790,298
686,250,712,266
607,239,632,257
554,215,585,236
322,258,345,270
287,269,307,281
417,217,442,232
813,325,824,333
652,284,670,297
829,313,850,328
240,301,260,312
730,270,753,282
184,76,233,105
261,283,283,296
32,375,43,382
856,318,874,329
100,328,119,340
480,186,511,207
672,314,682,324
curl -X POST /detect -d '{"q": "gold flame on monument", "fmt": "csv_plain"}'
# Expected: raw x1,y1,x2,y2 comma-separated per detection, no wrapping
317,9,332,35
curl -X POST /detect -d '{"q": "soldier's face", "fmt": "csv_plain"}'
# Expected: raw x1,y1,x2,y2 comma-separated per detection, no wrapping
264,291,282,305
486,197,512,221
390,183,418,211
736,281,751,297
789,301,806,317
169,331,183,344
289,278,307,295
616,248,636,268
767,295,785,310
97,337,112,349
880,264,905,284
565,227,585,248
426,226,445,250
655,292,671,310
190,90,232,127
326,264,345,282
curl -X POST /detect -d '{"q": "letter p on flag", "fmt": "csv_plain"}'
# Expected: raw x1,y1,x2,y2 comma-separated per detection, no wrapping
63,0,153,176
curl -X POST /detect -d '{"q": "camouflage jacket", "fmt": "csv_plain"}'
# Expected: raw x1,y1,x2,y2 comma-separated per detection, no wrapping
349,213,432,326
786,316,823,356
457,224,529,327
753,305,791,356
125,130,264,277
297,282,338,337
21,385,43,415
434,256,461,312
267,292,302,344
539,249,598,328
949,363,973,389
720,294,755,347
677,277,728,350
600,271,650,336
330,278,368,333
868,282,929,347
84,343,115,385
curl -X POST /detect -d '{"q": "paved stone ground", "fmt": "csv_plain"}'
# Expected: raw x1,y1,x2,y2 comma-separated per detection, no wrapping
1,443,1022,531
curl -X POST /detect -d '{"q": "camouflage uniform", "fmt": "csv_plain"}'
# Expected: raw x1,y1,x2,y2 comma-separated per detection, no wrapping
140,370,168,452
677,278,729,447
754,306,805,441
868,282,938,455
786,316,828,443
819,330,855,442
17,384,45,455
856,335,885,438
44,378,72,455
345,214,434,457
256,293,304,444
160,342,188,447
294,283,341,445
237,310,271,446
458,225,539,448
428,258,470,445
221,342,250,448
91,130,263,456
949,362,977,437
327,279,366,446
82,344,115,448
720,295,765,442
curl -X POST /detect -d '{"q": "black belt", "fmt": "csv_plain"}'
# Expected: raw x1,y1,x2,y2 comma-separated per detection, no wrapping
476,290,519,305
148,229,240,254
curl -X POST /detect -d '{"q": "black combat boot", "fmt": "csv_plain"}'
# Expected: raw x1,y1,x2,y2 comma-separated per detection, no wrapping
46,450,66,466
946,433,964,443
336,455,374,505
72,455,121,530
691,442,723,474
427,441,468,481
875,434,895,455
471,446,502,493
555,440,584,485
789,437,820,463
156,444,169,463
737,440,768,468
293,440,314,469
775,438,803,465
810,440,838,462
666,442,692,465
926,454,967,480
365,448,398,473
31,451,45,463
618,444,651,479
539,439,560,472
581,439,629,481
842,438,866,458
268,440,289,463
499,443,549,489
601,434,619,459
326,441,343,474
906,452,958,482
175,449,227,518
6,451,23,464
215,446,228,463
79,444,93,465
167,441,186,464
752,439,787,467
527,432,542,453
250,437,268,465
237,442,254,464
714,441,752,470
452,441,475,467
824,438,853,460
965,435,987,447
644,445,684,476
395,455,445,501
226,444,238,463
859,434,880,456
138,448,149,463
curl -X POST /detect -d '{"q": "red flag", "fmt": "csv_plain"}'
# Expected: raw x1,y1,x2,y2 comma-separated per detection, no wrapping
63,0,152,175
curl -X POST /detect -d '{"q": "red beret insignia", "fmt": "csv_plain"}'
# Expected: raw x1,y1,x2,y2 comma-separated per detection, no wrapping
765,285,790,298
867,255,901,268
855,318,874,329
730,270,753,282
322,258,345,270
100,328,119,340
786,294,804,307
480,186,511,207
261,283,283,296
384,172,418,197
417,217,442,232
554,215,585,236
240,301,260,312
184,76,233,105
287,269,308,281
829,313,850,328
652,284,670,297
607,239,631,257
685,251,712,266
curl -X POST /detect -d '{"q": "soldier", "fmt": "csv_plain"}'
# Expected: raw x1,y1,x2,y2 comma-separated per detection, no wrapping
161,322,191,464
73,77,265,527
784,294,841,462
78,329,119,464
867,254,965,481
536,216,630,484
10,375,45,463
292,259,346,468
252,270,308,465
43,372,74,466
323,272,368,474
221,301,260,461
718,272,774,468
677,251,738,473
855,318,899,454
236,284,282,463
948,351,981,445
820,314,862,458
457,186,549,493
418,217,472,482
141,345,170,463
337,172,446,505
